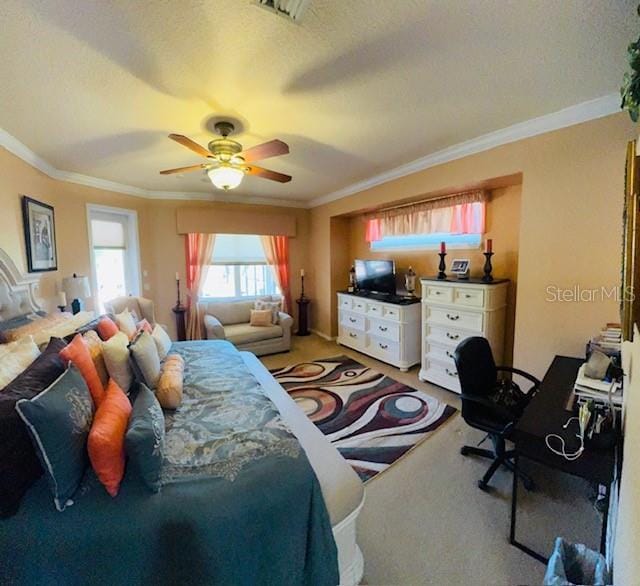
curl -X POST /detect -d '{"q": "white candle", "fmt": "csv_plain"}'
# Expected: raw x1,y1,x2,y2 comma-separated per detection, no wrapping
300,269,305,277
57,291,67,306
175,272,180,281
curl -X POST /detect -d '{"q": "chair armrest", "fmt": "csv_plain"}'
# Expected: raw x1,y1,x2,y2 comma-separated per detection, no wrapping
459,393,518,425
278,312,293,329
496,366,541,396
204,314,225,340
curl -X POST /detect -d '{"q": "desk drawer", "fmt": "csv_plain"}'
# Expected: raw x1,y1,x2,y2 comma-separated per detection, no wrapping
341,311,365,330
454,287,485,308
368,317,400,341
426,306,484,332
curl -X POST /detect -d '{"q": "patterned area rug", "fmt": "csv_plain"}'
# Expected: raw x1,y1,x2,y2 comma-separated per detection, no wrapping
270,356,457,482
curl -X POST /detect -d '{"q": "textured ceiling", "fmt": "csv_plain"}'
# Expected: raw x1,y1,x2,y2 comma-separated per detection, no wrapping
0,0,635,203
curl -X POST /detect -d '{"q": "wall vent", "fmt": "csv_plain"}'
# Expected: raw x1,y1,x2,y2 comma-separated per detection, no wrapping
256,0,311,22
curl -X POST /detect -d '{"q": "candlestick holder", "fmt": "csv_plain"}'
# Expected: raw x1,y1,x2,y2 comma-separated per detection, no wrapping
482,252,494,282
300,274,306,299
175,278,182,308
437,252,447,280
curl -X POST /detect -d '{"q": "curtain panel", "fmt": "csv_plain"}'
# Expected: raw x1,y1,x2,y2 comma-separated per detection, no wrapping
364,190,487,242
260,235,292,313
185,233,216,340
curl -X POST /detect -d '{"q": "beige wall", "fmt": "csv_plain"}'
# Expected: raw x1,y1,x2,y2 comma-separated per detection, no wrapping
308,113,637,377
0,147,309,339
346,185,521,364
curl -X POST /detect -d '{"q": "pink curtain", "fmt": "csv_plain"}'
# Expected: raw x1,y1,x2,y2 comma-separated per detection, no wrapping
365,218,383,242
449,202,486,234
260,235,292,313
185,233,216,340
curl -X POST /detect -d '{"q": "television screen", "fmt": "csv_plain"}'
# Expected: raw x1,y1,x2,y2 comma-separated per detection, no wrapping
355,259,396,295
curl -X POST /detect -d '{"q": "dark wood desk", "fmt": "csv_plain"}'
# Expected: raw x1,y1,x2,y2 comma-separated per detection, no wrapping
509,356,616,563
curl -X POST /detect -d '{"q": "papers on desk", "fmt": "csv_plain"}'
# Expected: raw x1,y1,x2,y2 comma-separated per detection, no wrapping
573,363,623,408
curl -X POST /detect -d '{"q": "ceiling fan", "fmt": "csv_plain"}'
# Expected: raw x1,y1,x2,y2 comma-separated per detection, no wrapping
160,121,291,191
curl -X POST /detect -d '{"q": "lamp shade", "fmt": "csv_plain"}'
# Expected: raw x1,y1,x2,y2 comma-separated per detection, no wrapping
62,274,91,300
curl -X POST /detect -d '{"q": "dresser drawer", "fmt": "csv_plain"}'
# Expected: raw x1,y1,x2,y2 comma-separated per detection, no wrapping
426,306,484,332
367,317,400,341
367,335,400,363
339,326,366,348
366,302,384,318
425,284,454,304
423,358,461,393
341,311,365,330
351,298,367,313
382,306,401,321
453,287,485,308
425,341,457,365
339,296,353,311
425,324,470,347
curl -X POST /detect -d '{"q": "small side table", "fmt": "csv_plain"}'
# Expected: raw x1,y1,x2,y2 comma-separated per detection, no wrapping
296,297,310,336
172,304,187,342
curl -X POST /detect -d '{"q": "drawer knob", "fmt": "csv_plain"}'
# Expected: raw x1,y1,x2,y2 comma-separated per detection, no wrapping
349,333,357,338
389,311,395,315
349,317,356,323
378,326,388,332
445,368,458,377
446,332,460,340
446,350,454,358
379,343,388,349
465,294,472,298
435,291,441,295
446,313,460,321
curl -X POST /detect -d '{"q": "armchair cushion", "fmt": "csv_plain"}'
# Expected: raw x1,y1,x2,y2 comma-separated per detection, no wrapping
223,323,283,346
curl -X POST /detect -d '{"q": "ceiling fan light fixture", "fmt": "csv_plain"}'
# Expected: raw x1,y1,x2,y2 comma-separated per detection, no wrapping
207,165,244,191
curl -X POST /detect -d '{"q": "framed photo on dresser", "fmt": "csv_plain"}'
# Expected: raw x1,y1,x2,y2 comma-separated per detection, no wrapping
22,196,58,272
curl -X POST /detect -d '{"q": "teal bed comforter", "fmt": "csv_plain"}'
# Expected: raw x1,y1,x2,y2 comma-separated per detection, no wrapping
0,341,339,586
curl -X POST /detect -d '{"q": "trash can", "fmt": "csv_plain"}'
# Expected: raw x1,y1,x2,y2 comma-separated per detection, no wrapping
543,537,611,586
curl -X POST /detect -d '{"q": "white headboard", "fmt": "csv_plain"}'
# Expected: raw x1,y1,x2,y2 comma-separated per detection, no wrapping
0,248,43,322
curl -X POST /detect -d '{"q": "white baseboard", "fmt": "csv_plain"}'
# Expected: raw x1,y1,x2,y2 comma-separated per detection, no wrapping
310,329,336,342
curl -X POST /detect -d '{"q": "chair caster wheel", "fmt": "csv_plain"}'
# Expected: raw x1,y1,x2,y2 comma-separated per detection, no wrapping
460,446,470,456
477,480,489,491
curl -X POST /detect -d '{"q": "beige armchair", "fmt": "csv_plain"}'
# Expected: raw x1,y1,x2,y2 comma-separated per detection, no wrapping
203,296,292,356
104,296,156,325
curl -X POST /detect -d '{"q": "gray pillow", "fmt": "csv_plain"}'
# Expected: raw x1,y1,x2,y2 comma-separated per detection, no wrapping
129,332,161,389
126,383,165,492
15,366,94,512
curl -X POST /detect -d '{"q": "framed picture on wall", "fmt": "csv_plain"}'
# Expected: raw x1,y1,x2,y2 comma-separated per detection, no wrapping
22,196,58,272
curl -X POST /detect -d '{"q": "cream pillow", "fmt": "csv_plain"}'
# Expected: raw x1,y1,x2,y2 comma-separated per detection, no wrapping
115,308,137,340
151,325,172,360
0,336,41,389
102,332,133,392
250,309,273,327
130,332,161,389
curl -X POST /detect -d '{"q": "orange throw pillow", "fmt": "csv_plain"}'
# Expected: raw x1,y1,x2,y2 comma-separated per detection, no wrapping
97,317,119,341
59,334,106,406
88,380,132,497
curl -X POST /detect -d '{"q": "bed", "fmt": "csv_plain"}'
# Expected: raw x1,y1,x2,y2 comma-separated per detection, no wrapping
0,250,365,585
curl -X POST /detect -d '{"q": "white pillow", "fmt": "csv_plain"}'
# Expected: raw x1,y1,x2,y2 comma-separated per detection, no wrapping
151,325,172,360
0,335,41,389
114,308,137,339
102,331,133,392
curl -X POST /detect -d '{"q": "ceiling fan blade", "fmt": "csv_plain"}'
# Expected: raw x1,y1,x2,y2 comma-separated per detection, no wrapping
159,164,207,175
240,139,289,163
246,165,292,183
168,134,211,158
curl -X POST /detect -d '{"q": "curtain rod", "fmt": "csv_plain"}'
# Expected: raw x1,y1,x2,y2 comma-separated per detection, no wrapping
371,189,487,215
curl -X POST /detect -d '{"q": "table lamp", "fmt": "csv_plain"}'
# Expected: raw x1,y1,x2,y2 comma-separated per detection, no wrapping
62,274,91,314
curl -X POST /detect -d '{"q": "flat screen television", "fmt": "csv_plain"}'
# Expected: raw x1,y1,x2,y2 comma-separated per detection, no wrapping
354,259,396,295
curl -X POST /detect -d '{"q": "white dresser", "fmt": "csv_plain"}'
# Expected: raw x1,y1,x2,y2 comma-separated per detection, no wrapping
336,292,421,371
419,278,509,393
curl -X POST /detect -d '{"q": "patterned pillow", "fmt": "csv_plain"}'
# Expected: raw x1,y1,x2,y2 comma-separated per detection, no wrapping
126,383,165,492
15,366,94,512
254,299,281,325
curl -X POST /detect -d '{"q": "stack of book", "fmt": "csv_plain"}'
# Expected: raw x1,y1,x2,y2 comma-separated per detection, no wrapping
574,363,623,409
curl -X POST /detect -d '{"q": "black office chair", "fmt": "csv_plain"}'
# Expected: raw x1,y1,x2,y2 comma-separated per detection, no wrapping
453,337,541,491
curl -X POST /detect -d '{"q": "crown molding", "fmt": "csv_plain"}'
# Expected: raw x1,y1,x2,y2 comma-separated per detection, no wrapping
309,93,622,208
0,127,308,208
0,92,622,211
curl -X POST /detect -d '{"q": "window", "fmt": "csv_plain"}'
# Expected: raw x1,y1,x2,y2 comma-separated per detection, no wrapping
87,206,141,312
370,232,482,252
200,234,280,299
